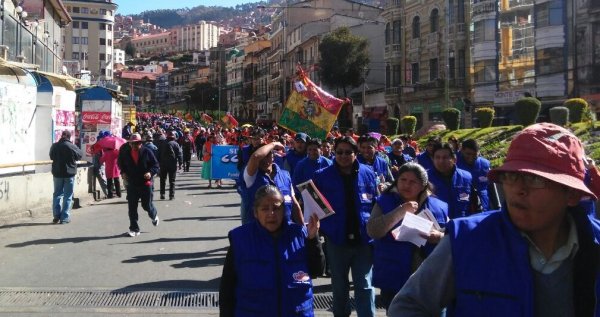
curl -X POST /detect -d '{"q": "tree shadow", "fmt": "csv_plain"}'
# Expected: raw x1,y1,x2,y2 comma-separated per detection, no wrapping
5,233,126,248
203,203,240,208
0,222,55,229
122,246,227,269
111,278,221,292
125,236,228,244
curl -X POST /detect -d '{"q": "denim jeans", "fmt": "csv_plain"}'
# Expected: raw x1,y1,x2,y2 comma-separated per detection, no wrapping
127,183,158,232
53,176,75,222
326,242,375,317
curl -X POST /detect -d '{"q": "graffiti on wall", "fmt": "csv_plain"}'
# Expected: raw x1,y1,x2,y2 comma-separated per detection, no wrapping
0,179,9,200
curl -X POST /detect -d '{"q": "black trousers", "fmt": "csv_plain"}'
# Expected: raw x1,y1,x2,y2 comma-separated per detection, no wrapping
127,183,157,232
159,166,176,198
107,178,121,198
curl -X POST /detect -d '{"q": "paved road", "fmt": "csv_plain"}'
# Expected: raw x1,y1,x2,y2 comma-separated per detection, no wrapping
0,160,385,316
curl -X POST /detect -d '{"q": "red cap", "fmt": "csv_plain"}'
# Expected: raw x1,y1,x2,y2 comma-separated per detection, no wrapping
488,122,596,200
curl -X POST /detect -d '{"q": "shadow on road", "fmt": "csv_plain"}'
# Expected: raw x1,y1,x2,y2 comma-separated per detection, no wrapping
203,203,240,208
124,236,228,244
0,222,55,229
111,278,221,292
5,234,126,248
165,215,239,222
122,246,227,269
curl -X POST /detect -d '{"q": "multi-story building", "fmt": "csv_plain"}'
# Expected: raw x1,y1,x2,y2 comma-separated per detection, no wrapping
573,0,600,112
239,39,271,121
226,48,245,116
130,31,174,57
113,48,125,65
176,21,220,52
383,0,470,130
63,0,118,82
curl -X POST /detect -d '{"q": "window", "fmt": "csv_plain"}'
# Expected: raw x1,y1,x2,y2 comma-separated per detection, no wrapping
412,16,420,39
411,62,419,84
385,23,390,45
473,19,496,43
393,64,401,86
81,7,89,14
107,54,112,62
536,47,564,75
449,57,456,79
72,52,79,59
537,0,563,27
449,0,455,24
100,9,107,15
99,23,106,30
81,37,88,45
81,22,88,29
457,0,465,23
386,64,391,88
72,7,80,13
108,25,112,31
474,60,497,82
101,68,106,75
430,9,439,33
99,38,106,45
72,37,80,44
108,39,112,46
393,20,401,44
72,21,79,28
429,58,439,80
458,49,466,78
99,53,105,61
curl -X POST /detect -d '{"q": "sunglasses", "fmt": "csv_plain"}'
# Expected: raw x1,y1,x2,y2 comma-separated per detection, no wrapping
499,172,547,189
335,150,354,156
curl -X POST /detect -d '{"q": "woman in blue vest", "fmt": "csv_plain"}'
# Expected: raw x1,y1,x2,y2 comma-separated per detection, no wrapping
367,163,448,310
219,185,324,317
243,141,303,225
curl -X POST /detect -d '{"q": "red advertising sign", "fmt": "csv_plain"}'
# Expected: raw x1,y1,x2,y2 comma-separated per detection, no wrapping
82,111,112,124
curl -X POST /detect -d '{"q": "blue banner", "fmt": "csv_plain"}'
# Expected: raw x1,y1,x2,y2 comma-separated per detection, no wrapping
210,145,240,179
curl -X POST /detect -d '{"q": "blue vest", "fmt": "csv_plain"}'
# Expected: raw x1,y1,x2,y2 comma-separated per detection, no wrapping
448,207,600,317
292,156,333,187
428,167,473,219
285,150,307,175
357,154,393,183
416,152,434,171
313,162,378,245
456,154,491,211
372,193,448,292
244,164,294,223
230,221,314,317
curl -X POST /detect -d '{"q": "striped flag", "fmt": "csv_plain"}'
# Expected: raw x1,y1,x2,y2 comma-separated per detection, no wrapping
278,66,347,140
221,112,239,128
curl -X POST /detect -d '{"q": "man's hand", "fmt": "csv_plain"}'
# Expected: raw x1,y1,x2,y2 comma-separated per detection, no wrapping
306,214,320,239
144,172,151,180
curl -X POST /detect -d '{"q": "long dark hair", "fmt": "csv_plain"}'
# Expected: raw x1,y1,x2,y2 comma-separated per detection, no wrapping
385,162,432,204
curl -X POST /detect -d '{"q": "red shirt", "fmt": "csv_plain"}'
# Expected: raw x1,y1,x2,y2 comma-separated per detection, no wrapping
131,148,139,164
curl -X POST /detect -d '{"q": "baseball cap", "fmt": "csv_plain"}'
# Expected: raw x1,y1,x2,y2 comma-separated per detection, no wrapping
488,122,596,199
128,133,142,143
295,132,309,142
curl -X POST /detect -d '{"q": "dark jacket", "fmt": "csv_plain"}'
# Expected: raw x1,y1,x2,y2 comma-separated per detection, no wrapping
119,146,159,186
49,139,83,178
157,139,183,168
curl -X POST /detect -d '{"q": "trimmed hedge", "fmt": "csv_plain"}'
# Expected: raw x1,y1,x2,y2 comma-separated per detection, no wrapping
386,118,399,135
442,108,461,130
475,107,495,128
401,116,417,136
515,97,541,126
563,98,588,123
549,106,569,126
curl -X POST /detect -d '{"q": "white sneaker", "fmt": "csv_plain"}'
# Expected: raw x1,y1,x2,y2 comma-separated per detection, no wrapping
127,231,140,237
152,216,159,227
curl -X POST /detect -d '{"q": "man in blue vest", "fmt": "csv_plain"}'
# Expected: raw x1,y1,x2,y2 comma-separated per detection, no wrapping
389,122,600,316
357,134,393,193
457,138,491,211
416,136,441,171
284,132,308,176
427,143,473,219
292,138,333,188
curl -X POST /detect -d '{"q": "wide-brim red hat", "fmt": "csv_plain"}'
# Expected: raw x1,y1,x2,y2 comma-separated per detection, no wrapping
488,122,596,200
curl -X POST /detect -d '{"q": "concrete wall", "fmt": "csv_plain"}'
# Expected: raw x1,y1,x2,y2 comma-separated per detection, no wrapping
0,165,95,224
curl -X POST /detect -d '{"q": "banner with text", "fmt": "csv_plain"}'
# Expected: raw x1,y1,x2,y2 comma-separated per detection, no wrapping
210,145,240,179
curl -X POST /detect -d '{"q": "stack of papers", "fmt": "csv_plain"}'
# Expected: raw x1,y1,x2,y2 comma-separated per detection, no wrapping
297,180,335,223
390,212,434,247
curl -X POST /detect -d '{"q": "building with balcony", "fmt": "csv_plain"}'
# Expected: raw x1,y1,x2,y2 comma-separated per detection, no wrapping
130,31,174,57
226,48,245,118
573,0,600,113
383,0,471,130
63,0,118,82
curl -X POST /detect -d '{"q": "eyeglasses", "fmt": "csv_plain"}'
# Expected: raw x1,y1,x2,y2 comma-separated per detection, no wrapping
335,150,354,156
498,172,548,189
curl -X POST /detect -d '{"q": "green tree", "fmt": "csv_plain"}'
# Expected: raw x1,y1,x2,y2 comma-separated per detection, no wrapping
318,27,370,97
189,83,219,111
124,41,136,58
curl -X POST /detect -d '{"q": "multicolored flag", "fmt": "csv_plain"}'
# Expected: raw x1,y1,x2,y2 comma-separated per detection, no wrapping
201,113,213,123
278,66,347,140
221,112,239,128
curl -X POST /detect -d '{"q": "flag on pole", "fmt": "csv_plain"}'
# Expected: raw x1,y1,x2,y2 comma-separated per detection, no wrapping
278,66,347,140
221,112,239,128
201,113,213,123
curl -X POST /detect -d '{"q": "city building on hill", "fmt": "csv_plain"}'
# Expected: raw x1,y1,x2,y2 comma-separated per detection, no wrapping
115,70,157,110
63,0,118,83
130,31,175,57
175,21,220,52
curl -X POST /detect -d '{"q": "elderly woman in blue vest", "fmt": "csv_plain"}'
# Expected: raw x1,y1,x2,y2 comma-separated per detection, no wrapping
366,163,448,310
456,139,492,211
219,185,325,317
389,123,600,316
357,135,394,194
293,138,333,188
312,136,379,317
243,141,303,225
427,143,473,219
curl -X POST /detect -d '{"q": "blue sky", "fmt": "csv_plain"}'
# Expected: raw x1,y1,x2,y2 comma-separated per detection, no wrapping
116,0,252,15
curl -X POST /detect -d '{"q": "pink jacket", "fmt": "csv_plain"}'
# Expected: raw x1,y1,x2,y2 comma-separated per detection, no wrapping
100,149,121,179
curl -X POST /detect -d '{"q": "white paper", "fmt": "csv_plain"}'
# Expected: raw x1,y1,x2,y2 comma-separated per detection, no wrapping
298,180,335,223
391,212,433,247
417,208,441,231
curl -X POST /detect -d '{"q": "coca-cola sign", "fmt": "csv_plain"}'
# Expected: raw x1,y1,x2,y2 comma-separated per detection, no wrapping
82,111,112,124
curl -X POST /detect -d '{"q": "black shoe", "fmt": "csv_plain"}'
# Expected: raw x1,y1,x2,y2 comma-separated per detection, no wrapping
52,217,59,224
160,195,165,200
169,196,174,200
